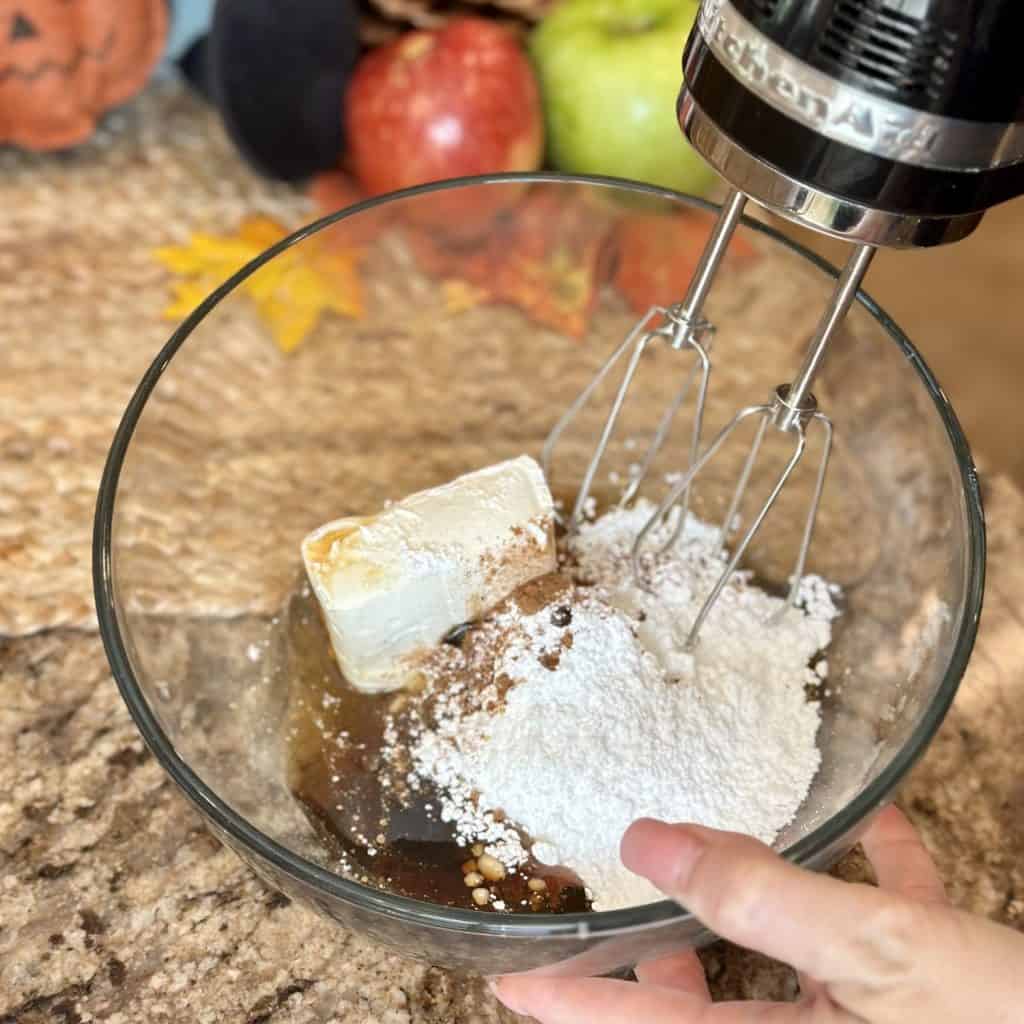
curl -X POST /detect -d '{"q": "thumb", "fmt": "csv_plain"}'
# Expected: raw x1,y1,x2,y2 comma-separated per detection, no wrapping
621,818,913,985
621,818,1024,1022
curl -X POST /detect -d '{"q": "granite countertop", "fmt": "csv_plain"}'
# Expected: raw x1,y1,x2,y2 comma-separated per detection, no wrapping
1,475,1020,1021
2,85,1023,1022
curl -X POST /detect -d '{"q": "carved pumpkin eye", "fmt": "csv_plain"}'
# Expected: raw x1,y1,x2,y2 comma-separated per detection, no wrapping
10,12,38,42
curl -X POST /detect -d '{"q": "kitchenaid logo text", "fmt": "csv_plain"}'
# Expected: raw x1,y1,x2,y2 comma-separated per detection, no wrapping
698,1,941,159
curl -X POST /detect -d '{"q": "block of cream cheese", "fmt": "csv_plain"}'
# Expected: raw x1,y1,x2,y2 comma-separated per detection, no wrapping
301,456,556,694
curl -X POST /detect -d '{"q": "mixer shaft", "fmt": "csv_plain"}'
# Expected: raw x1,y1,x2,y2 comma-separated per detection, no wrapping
542,189,748,530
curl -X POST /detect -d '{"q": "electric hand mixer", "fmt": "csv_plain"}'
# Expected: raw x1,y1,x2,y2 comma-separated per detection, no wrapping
544,0,1024,648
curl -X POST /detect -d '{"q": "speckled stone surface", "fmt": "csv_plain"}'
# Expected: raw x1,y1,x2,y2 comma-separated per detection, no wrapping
2,475,1021,1021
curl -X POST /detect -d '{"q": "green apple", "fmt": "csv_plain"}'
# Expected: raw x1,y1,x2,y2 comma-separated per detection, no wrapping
529,0,716,196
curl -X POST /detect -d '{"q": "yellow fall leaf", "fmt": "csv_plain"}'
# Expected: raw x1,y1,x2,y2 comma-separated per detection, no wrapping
441,279,489,315
238,216,290,250
163,279,216,321
155,217,365,353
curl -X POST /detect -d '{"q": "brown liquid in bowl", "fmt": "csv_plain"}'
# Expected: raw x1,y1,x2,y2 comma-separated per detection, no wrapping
283,584,591,914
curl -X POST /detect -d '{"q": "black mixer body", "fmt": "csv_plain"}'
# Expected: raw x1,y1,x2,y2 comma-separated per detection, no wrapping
678,0,1024,246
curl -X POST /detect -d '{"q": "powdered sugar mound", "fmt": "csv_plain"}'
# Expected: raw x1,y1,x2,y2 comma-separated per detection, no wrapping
413,729,528,868
408,499,838,911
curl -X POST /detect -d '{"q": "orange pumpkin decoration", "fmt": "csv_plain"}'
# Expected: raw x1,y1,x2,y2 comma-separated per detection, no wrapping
0,0,168,150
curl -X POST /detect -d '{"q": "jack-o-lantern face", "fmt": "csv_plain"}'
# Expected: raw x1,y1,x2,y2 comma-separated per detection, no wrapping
0,0,168,150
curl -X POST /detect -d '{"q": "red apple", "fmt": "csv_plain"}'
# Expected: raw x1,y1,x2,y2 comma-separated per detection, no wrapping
307,170,393,248
345,18,543,235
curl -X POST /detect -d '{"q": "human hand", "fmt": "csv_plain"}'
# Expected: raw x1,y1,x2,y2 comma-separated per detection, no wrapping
490,806,1024,1022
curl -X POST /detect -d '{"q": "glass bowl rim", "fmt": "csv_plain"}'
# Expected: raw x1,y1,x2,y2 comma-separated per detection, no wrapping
93,171,986,941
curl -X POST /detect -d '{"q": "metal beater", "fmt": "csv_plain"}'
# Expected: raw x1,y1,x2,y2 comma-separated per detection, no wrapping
546,0,1024,646
633,217,873,648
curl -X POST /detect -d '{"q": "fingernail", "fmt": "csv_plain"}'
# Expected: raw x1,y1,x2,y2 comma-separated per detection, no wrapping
622,820,706,895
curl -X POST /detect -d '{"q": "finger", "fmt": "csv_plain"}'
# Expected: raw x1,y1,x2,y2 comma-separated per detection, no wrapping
635,949,711,1000
621,818,897,983
491,977,703,1024
803,807,943,1002
795,971,829,1007
490,976,806,1024
860,805,948,905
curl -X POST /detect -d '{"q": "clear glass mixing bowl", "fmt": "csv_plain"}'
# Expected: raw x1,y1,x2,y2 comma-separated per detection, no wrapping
94,174,984,976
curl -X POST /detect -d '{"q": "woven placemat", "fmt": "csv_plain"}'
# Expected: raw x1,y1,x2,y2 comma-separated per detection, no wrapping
0,82,310,636
0,77,893,639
